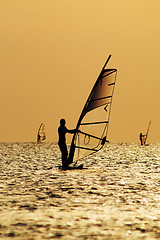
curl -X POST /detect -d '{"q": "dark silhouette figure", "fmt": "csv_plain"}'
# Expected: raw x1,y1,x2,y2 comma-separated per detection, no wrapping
37,134,41,143
139,133,145,145
58,119,76,168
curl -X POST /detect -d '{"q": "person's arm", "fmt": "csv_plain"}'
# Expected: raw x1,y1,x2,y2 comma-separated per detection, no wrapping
67,129,76,134
67,128,81,134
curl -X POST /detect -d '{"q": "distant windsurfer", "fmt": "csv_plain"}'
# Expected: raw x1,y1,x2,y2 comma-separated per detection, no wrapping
139,133,146,145
37,134,46,143
37,123,46,143
37,134,41,143
58,119,77,168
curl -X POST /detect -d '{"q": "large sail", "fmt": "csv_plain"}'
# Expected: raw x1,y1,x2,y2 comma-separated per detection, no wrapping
37,123,46,143
68,55,117,164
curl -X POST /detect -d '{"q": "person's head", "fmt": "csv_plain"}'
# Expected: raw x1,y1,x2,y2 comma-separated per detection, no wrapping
60,118,66,126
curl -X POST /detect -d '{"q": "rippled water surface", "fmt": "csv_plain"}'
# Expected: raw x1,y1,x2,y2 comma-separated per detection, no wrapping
0,142,160,239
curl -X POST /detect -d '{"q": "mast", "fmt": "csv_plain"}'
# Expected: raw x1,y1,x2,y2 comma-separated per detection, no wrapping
68,55,112,164
144,120,151,145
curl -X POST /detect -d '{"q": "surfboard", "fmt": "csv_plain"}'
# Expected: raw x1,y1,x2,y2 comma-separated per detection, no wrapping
55,164,84,170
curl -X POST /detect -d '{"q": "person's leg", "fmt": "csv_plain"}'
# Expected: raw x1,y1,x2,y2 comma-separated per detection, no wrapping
59,144,68,167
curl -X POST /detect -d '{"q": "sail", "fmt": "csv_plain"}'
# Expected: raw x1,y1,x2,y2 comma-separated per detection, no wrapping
143,120,151,145
68,55,117,164
37,123,46,143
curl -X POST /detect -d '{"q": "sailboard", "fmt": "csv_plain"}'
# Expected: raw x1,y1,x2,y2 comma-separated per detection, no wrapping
143,120,151,145
37,123,46,143
55,164,84,170
68,55,117,165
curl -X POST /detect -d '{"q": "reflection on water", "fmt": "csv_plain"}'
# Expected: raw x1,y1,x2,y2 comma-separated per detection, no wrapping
0,142,160,239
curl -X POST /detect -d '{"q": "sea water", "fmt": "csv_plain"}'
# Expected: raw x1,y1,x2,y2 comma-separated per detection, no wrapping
0,142,160,239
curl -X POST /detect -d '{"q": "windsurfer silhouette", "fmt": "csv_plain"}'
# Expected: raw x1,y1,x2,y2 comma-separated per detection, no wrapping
37,123,46,143
58,119,76,168
139,133,145,145
37,134,40,143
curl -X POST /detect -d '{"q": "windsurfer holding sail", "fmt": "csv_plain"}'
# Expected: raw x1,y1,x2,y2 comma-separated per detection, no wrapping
139,133,145,145
58,119,77,168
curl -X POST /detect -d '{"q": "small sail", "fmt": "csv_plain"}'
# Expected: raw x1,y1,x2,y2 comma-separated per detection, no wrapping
143,120,151,145
37,123,46,143
68,55,117,164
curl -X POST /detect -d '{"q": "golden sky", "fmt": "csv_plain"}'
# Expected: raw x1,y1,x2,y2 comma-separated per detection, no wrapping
0,0,160,143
